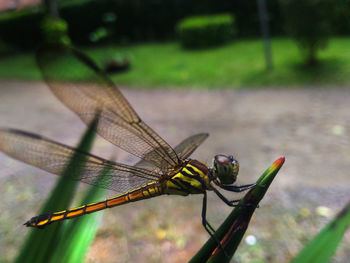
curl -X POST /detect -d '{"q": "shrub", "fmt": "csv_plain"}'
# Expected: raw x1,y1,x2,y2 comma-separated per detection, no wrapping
281,0,333,65
0,0,194,49
0,1,296,50
41,17,71,45
176,14,236,49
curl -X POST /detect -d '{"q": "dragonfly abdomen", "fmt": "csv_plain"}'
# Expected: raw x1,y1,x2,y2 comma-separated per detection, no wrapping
25,182,163,228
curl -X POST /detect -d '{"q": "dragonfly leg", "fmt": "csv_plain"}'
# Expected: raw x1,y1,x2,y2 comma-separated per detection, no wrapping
212,186,241,207
202,191,216,235
201,191,229,258
212,186,260,208
221,183,257,193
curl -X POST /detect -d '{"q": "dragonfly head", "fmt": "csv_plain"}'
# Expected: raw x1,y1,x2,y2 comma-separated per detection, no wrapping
212,155,239,186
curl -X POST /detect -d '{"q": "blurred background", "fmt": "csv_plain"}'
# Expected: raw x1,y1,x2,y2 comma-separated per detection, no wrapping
0,0,350,262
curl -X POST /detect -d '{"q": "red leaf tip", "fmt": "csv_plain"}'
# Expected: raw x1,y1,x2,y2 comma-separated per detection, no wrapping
272,157,285,168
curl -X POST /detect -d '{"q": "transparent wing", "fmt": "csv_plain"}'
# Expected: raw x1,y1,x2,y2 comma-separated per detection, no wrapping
0,128,161,193
174,133,209,159
134,133,209,170
36,45,179,171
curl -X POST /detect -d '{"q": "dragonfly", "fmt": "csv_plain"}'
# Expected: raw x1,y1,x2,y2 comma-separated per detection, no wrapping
0,45,256,242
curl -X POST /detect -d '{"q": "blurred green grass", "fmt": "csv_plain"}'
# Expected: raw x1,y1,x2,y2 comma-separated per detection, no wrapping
1,38,350,88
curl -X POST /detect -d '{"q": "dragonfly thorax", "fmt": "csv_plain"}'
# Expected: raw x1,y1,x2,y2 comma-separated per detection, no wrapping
163,160,211,196
211,155,239,186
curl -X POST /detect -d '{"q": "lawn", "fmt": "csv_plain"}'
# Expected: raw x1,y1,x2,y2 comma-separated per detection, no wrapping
1,38,350,88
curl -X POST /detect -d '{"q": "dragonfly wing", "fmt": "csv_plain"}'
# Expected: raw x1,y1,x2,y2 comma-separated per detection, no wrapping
0,128,161,193
36,45,179,171
174,133,209,159
134,133,209,170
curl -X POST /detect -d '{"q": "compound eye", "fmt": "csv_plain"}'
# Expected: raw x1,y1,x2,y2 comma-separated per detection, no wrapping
228,155,234,161
215,155,231,164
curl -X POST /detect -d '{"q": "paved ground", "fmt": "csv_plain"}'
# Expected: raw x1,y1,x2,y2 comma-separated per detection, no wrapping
0,81,350,262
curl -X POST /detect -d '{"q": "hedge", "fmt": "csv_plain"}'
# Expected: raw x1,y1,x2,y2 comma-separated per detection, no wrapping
0,0,348,50
0,0,287,49
176,14,236,48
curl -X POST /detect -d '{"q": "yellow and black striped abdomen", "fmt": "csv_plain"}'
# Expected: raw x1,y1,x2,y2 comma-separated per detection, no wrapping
26,182,162,228
164,160,210,196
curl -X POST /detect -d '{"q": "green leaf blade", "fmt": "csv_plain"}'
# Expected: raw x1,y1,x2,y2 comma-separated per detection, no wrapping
50,167,112,263
15,117,98,263
189,157,285,263
290,201,350,263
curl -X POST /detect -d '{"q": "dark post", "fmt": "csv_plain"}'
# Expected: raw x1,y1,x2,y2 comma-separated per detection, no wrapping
44,0,59,19
257,0,273,71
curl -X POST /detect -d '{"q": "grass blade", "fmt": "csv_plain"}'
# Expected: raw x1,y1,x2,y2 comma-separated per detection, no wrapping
15,117,98,263
189,157,285,263
290,201,350,263
50,167,111,263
